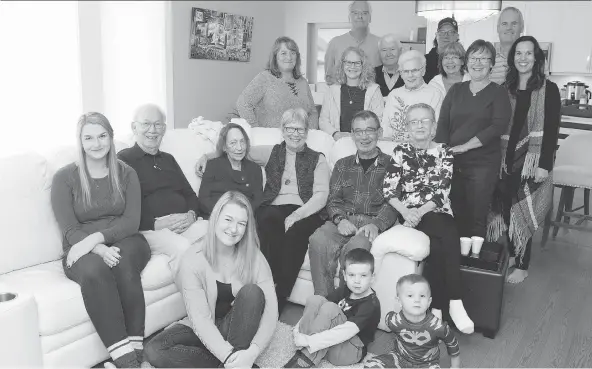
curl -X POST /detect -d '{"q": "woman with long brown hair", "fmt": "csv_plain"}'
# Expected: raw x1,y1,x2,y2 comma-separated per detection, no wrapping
51,112,149,368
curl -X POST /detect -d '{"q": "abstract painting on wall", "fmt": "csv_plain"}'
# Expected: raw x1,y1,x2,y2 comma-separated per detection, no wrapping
189,7,253,62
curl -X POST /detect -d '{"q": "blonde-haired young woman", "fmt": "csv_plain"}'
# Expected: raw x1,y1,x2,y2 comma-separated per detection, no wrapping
320,46,384,141
144,191,278,368
51,112,149,368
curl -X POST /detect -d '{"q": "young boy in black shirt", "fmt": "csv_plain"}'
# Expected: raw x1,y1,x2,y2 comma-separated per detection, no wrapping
284,248,381,368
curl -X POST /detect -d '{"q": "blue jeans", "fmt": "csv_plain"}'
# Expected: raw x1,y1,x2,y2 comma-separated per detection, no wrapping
144,284,265,368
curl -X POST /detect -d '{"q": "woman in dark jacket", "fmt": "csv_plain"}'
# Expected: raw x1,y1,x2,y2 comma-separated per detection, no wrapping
198,123,263,217
488,35,560,284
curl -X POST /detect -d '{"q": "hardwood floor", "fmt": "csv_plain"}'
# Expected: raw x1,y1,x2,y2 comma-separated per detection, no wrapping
280,187,592,368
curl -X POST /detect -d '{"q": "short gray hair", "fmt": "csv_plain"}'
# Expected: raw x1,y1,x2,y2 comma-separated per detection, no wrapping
348,0,372,15
398,49,426,70
497,7,524,33
406,103,436,123
378,34,401,50
280,108,309,130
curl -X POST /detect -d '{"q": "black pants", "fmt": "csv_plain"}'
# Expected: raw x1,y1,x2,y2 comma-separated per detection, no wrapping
255,204,324,301
450,163,499,238
64,233,150,360
144,284,265,368
417,212,463,310
500,170,533,270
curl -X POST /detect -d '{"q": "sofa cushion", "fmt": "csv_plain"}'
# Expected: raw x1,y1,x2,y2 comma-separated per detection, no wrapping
0,256,176,336
0,153,63,274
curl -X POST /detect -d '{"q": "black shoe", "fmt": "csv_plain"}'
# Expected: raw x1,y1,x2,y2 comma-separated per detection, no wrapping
284,350,315,368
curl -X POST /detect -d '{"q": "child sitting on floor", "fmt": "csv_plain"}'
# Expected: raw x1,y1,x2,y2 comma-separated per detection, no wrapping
284,248,381,368
365,274,460,369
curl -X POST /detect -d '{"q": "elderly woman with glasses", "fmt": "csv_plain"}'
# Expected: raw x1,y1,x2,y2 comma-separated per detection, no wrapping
196,108,330,315
381,103,474,335
435,39,511,244
381,49,444,142
319,46,384,141
198,123,263,218
428,42,471,97
237,36,318,129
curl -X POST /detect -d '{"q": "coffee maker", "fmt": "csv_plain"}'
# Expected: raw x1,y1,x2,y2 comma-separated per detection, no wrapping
565,81,591,105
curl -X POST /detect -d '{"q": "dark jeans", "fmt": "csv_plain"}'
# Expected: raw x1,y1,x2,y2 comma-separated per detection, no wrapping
450,163,499,238
417,212,463,310
255,205,324,301
63,233,150,355
144,284,265,368
500,171,533,270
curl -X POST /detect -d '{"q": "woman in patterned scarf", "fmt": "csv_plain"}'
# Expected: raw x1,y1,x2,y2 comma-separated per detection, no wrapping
488,35,561,284
382,103,474,334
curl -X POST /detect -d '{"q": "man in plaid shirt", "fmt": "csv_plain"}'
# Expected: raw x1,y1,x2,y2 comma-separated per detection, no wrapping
309,110,398,296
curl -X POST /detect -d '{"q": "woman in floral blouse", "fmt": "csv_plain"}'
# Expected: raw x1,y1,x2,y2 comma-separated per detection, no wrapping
382,103,474,335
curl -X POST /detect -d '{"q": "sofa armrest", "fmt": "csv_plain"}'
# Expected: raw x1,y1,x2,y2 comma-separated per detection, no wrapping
371,225,430,274
0,291,43,366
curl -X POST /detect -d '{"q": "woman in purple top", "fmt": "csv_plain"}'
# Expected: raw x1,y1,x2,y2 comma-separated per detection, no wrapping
51,113,150,368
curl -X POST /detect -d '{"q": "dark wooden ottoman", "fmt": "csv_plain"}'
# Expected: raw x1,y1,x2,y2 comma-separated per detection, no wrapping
459,241,509,339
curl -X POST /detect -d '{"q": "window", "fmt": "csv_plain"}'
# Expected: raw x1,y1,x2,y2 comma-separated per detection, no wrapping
306,23,350,84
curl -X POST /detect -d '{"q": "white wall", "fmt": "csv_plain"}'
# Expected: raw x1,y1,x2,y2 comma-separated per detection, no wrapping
283,1,427,80
170,1,286,128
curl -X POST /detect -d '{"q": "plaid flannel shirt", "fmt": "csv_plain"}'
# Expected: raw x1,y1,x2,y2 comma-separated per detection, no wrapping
327,149,398,232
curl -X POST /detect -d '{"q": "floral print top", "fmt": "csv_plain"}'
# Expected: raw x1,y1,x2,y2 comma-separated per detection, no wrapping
383,142,454,216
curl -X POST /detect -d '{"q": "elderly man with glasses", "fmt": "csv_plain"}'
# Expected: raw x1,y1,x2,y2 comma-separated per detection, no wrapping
324,0,381,85
381,50,444,142
309,110,398,297
425,17,460,83
118,104,207,281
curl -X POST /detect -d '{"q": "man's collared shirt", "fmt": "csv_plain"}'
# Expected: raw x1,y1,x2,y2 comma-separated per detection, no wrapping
327,148,398,232
118,143,200,231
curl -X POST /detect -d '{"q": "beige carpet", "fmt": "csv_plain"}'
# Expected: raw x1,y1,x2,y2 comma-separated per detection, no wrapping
256,322,382,368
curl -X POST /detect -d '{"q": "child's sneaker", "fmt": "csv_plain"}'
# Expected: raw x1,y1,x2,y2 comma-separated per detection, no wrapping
284,350,316,368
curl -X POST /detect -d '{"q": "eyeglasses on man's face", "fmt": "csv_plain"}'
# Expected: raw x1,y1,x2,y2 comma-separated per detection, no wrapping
352,127,379,137
350,10,370,17
343,60,363,68
408,118,434,127
136,121,165,131
401,66,424,76
284,126,307,135
468,56,492,64
437,30,458,37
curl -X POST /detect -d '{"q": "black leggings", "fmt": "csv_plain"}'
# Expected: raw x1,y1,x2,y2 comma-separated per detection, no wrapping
64,233,150,360
416,212,463,310
255,204,324,301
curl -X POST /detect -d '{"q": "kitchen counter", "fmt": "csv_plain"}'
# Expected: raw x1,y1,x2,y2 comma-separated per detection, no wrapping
559,115,592,146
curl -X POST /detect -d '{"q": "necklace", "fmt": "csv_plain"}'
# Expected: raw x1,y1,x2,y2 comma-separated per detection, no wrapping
347,85,360,104
153,155,161,170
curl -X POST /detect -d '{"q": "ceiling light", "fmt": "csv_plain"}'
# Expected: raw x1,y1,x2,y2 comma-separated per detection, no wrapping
416,1,502,24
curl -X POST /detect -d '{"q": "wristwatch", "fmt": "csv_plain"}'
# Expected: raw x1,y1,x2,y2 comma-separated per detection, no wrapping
333,214,345,225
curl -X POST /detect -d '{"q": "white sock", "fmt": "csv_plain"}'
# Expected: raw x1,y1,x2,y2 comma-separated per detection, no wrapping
431,308,442,319
449,300,474,334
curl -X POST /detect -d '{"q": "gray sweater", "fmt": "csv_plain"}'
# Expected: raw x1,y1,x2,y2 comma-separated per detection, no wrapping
236,71,319,129
51,161,141,254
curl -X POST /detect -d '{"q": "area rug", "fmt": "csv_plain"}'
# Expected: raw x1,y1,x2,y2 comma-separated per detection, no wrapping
256,322,379,368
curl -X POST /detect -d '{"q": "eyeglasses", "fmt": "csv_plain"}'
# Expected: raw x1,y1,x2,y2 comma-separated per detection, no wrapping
343,60,363,68
135,121,165,130
408,118,434,127
443,56,461,62
284,126,307,135
279,50,297,59
437,30,458,36
400,67,424,75
350,11,370,17
468,57,492,64
352,127,379,137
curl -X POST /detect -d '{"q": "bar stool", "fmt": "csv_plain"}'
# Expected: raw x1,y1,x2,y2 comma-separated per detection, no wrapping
542,132,592,245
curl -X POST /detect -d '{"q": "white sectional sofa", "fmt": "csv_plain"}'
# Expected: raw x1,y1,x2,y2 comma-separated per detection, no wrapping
0,127,428,368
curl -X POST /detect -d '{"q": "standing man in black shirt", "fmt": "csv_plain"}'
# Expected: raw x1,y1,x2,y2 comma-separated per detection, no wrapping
118,104,207,279
374,34,404,97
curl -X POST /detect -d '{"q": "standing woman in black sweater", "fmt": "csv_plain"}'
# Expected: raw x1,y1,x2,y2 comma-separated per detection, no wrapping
435,40,512,242
488,36,560,284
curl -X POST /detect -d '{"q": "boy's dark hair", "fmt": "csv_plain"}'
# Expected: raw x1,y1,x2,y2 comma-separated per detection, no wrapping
344,248,375,273
396,274,431,295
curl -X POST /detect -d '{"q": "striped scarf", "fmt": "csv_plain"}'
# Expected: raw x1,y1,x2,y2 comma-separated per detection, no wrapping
487,81,553,259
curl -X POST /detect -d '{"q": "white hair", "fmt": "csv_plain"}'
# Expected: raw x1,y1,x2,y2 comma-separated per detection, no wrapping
397,50,426,70
497,7,524,33
378,34,401,49
348,0,372,15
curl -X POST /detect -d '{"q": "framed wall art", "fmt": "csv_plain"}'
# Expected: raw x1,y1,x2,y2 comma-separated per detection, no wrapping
189,7,254,62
